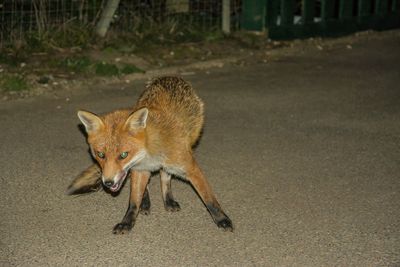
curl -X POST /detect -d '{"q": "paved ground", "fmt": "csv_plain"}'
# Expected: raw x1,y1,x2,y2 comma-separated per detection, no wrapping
1,31,400,266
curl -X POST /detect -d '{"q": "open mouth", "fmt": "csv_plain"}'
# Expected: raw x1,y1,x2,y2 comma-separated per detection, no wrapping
108,171,127,192
110,182,122,192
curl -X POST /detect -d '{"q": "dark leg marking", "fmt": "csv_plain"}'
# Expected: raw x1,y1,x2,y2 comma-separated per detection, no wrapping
113,203,137,234
161,171,180,212
139,188,151,215
206,203,233,231
164,192,181,212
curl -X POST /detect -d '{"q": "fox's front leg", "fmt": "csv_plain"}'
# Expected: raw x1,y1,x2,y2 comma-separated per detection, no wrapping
139,186,151,215
113,171,151,234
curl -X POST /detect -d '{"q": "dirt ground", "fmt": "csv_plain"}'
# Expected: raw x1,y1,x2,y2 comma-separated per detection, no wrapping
1,30,400,266
1,29,398,101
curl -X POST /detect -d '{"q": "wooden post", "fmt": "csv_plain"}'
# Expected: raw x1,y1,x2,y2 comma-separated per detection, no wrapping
95,0,121,37
222,0,231,34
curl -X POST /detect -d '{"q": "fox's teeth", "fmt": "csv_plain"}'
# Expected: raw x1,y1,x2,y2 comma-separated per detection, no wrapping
111,183,119,191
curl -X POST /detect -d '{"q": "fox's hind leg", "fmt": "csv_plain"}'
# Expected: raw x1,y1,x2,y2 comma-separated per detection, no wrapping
160,170,181,212
113,171,151,234
183,156,233,231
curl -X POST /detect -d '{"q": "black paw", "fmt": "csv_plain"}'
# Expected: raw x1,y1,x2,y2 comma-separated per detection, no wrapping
216,217,233,232
139,207,150,215
165,199,181,212
112,223,133,234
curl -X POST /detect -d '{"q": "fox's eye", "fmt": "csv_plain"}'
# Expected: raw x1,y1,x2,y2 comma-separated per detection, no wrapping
119,152,128,159
97,151,105,159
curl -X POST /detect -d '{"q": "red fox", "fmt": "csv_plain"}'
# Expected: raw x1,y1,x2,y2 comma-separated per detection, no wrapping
67,77,233,234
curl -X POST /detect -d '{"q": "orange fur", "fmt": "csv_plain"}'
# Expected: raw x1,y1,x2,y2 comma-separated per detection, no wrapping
69,76,232,233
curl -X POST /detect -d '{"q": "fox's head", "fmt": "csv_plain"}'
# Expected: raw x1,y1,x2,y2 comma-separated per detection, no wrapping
77,108,148,192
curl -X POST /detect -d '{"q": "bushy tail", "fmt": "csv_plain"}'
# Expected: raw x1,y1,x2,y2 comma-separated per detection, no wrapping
66,164,102,195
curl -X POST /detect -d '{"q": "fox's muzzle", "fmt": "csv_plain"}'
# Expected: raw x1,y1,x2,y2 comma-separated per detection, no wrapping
103,180,114,188
102,170,127,192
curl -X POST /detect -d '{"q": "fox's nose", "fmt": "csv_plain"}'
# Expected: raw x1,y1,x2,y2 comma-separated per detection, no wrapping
103,180,114,188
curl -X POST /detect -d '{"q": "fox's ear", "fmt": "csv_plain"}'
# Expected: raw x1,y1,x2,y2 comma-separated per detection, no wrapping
124,108,148,131
77,110,104,134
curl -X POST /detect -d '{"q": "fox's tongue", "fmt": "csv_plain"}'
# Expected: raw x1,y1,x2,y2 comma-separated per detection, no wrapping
110,183,120,192
109,171,127,192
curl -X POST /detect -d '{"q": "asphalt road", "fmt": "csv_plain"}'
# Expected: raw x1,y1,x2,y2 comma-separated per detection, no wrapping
1,32,400,266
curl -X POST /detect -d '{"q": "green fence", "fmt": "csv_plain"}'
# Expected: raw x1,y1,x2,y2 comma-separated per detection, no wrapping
241,0,400,39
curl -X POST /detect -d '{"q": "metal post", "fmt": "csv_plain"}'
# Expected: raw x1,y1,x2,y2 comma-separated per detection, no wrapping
222,0,231,34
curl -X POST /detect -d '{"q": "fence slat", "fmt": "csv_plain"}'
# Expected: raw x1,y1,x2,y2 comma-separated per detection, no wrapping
392,0,397,11
358,0,373,29
266,0,400,39
222,0,230,34
302,0,316,24
339,0,354,19
281,0,295,26
359,0,372,16
375,0,389,14
266,0,280,27
392,0,400,11
321,0,335,22
241,0,267,31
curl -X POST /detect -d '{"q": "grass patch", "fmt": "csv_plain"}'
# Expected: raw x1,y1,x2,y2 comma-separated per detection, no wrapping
120,64,144,75
0,15,226,85
1,75,29,92
95,62,144,76
0,53,27,68
94,62,120,76
56,56,143,77
24,23,94,52
59,56,92,73
102,15,224,54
